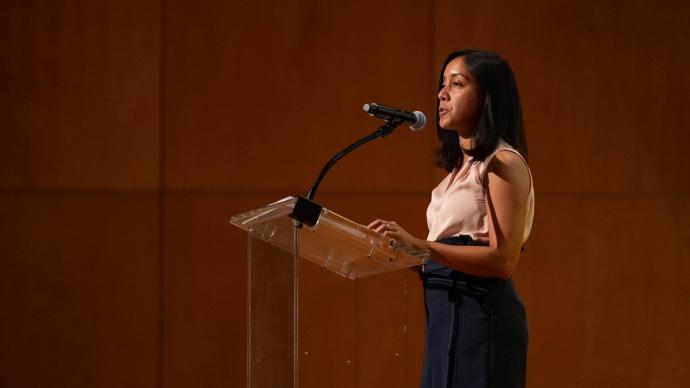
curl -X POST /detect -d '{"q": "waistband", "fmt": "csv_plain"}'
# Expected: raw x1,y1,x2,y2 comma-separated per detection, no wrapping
419,235,506,295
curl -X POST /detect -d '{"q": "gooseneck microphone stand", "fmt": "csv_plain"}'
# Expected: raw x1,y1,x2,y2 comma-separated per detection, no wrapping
306,119,401,200
289,118,404,227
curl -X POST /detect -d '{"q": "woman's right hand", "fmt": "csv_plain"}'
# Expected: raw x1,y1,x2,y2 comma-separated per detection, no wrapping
367,219,389,234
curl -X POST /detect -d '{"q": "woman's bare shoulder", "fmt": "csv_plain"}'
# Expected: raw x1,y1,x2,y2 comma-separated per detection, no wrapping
487,150,530,192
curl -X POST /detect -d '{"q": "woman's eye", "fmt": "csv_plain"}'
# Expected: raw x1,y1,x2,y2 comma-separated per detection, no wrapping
453,82,462,87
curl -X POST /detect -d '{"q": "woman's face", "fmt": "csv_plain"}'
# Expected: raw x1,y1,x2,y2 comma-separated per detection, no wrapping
438,56,482,136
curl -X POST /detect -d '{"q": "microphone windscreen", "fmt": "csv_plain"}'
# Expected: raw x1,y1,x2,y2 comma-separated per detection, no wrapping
410,111,426,130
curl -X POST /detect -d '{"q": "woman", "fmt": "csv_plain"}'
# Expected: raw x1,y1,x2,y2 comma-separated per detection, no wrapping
369,48,534,388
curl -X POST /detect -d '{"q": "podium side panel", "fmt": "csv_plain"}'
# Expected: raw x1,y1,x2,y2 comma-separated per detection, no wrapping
248,234,296,388
298,260,357,388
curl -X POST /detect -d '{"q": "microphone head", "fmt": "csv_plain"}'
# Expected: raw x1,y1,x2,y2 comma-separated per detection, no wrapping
362,103,377,115
409,111,426,131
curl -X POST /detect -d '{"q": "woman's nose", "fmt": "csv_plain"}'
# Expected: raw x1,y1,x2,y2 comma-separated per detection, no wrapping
438,88,448,101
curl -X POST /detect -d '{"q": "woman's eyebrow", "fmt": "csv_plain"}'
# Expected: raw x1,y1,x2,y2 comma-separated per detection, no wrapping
449,72,471,80
443,72,471,82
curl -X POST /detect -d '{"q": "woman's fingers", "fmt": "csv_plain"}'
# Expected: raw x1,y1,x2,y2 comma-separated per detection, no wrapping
367,219,418,249
367,219,385,229
367,219,392,234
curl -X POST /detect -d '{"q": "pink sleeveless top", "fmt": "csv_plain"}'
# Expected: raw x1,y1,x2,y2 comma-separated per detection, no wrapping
426,140,534,244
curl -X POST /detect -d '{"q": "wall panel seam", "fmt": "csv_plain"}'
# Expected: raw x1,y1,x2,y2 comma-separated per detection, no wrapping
157,0,167,387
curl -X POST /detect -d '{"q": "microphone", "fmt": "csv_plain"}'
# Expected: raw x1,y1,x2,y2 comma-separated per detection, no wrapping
362,103,426,130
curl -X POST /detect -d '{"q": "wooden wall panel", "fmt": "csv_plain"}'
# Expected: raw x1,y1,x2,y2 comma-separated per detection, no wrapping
0,1,160,190
163,194,267,388
0,194,159,388
356,271,408,388
515,196,690,387
164,0,436,193
298,261,358,388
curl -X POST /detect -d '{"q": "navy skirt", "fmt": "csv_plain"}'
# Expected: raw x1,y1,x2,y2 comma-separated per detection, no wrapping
419,235,528,388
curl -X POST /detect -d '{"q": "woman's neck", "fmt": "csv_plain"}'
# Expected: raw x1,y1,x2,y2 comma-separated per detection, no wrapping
459,136,473,159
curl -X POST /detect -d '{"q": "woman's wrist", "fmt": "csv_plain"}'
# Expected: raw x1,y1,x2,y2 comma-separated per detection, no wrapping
414,239,432,263
414,238,430,251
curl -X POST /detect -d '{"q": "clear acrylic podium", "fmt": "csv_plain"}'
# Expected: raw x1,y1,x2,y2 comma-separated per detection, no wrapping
230,196,426,388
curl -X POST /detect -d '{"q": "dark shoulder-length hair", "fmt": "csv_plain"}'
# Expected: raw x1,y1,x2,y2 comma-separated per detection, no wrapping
434,48,528,172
